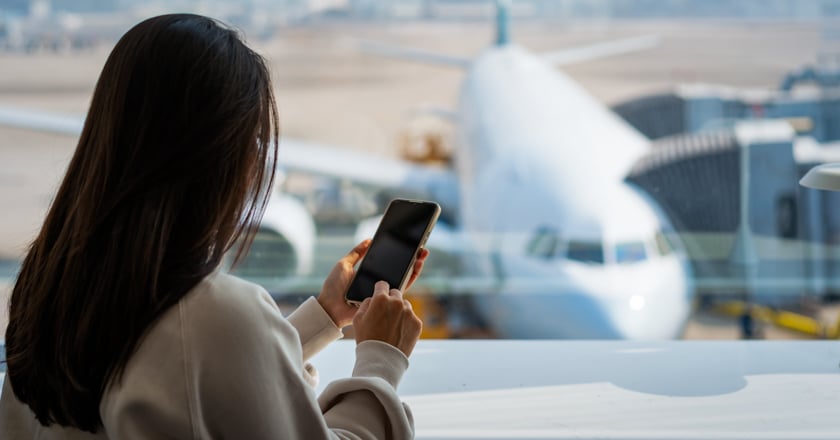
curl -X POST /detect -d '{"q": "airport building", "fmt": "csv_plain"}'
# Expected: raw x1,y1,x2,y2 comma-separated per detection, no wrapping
618,68,840,301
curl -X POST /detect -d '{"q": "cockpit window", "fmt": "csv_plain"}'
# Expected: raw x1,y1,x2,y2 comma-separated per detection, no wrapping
615,241,648,264
566,241,604,264
654,232,674,256
526,226,560,259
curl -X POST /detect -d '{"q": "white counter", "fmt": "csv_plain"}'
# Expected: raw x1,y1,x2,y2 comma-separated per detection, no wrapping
312,340,840,440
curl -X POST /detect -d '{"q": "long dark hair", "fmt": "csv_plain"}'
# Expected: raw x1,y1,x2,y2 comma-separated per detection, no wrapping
5,14,278,432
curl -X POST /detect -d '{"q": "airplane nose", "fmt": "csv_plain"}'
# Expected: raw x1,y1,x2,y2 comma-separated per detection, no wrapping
601,277,692,340
606,295,689,339
473,259,693,339
564,262,693,340
552,267,691,340
474,286,689,339
628,294,646,311
472,289,628,339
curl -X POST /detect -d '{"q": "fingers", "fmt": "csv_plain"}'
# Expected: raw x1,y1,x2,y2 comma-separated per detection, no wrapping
413,250,428,272
413,248,429,270
374,280,403,300
402,299,421,332
406,248,429,290
373,280,390,297
357,297,372,315
417,248,430,260
354,282,423,358
400,300,423,357
412,258,423,276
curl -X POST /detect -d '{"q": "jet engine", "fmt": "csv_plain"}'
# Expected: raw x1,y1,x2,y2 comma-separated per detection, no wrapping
229,193,316,279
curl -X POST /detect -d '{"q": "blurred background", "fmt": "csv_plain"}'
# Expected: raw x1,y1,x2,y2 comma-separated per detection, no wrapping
2,0,840,341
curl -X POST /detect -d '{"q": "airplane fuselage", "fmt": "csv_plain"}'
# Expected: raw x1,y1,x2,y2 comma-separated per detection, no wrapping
453,45,693,339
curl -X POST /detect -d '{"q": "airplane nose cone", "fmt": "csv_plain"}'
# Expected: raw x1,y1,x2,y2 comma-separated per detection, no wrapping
606,292,691,340
597,264,694,340
472,257,693,339
472,290,628,339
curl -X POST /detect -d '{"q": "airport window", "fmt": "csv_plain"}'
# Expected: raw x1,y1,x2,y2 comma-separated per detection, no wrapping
3,5,840,429
4,3,840,439
615,241,647,264
566,241,605,265
526,226,561,259
776,194,798,239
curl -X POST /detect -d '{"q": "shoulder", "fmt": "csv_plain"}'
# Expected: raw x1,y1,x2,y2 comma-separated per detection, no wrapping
182,271,284,330
101,274,304,438
179,271,301,359
190,270,274,308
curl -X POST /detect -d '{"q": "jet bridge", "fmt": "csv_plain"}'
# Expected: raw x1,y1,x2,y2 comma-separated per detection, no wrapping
620,72,840,303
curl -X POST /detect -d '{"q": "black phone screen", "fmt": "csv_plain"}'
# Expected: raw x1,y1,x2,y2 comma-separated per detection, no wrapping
345,200,438,303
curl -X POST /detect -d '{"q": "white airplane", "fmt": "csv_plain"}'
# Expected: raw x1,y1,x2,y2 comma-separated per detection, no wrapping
354,2,694,339
0,0,693,339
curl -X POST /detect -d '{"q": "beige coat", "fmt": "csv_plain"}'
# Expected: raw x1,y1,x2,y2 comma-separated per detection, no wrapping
0,271,414,439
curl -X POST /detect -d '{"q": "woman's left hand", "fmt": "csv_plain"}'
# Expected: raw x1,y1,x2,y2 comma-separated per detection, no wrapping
317,240,430,328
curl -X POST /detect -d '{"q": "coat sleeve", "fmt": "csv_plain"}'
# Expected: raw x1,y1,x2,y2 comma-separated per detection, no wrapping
286,297,345,387
182,283,414,439
286,297,344,362
319,341,415,439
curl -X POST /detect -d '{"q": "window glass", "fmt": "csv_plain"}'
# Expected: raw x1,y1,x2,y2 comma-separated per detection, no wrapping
566,241,605,265
654,232,674,256
0,1,834,348
526,227,560,259
615,241,647,264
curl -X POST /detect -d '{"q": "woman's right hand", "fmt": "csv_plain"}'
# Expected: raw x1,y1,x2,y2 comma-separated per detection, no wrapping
352,281,423,357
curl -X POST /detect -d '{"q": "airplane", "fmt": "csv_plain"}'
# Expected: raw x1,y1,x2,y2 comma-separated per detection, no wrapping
0,0,694,339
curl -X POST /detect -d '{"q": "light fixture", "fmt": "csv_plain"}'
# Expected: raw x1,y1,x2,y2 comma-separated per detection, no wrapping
800,163,840,191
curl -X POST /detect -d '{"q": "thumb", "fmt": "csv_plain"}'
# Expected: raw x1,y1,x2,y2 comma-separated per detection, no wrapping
341,240,371,266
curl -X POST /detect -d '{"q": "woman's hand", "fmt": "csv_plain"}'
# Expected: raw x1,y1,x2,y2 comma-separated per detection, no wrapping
405,247,430,291
318,240,370,328
317,241,429,328
352,281,423,357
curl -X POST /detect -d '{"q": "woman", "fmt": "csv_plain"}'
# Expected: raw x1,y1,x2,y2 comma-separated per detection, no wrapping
0,14,425,439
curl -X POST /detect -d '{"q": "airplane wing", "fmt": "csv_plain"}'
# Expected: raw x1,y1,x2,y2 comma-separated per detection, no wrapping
541,35,660,67
356,40,471,69
357,35,660,71
278,138,457,202
0,105,459,205
0,105,85,135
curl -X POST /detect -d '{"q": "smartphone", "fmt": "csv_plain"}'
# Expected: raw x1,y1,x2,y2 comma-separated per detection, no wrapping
345,198,441,305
